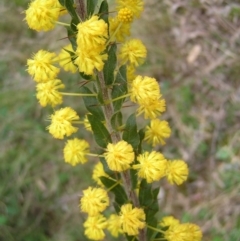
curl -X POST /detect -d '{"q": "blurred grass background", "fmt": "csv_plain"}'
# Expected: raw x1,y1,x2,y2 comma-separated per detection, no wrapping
0,0,240,241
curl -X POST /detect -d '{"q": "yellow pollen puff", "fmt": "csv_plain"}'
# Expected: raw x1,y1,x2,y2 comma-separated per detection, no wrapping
84,214,108,240
159,216,180,228
36,79,64,107
144,119,171,146
104,141,135,172
80,187,109,216
118,8,134,23
119,204,145,236
166,160,189,185
63,138,89,166
133,151,167,183
47,107,79,139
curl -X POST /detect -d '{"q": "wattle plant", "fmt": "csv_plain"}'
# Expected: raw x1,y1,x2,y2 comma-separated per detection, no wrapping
24,0,202,241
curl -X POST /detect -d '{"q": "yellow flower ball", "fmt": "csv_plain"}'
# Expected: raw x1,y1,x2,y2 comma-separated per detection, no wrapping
84,214,107,240
118,8,134,23
63,138,89,166
144,119,171,146
119,39,147,67
119,204,145,236
27,50,59,83
116,0,144,18
36,79,64,107
166,160,189,185
80,187,109,216
133,151,167,183
104,141,134,172
47,107,79,139
25,0,61,31
107,214,123,238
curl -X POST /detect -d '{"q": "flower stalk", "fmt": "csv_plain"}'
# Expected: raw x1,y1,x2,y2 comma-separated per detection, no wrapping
24,0,203,241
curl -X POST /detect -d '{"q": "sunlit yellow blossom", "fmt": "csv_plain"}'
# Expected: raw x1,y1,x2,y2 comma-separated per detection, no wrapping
80,187,109,216
27,50,59,82
183,223,202,241
116,0,144,18
119,204,145,236
160,216,180,228
133,151,167,183
144,119,171,146
109,17,130,42
118,8,134,23
83,114,92,132
119,39,147,67
74,48,108,75
164,223,189,241
84,215,107,240
25,0,61,31
63,138,89,166
77,15,108,49
130,76,160,104
104,141,134,172
164,223,202,241
47,107,79,139
166,160,189,185
36,79,64,107
58,44,77,73
92,162,109,187
137,98,166,119
107,214,123,238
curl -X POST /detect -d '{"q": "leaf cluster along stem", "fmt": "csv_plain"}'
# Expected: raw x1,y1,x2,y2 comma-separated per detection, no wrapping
97,71,146,241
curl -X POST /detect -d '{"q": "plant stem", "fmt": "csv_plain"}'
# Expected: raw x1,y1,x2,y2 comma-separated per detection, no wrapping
97,71,146,241
75,0,86,20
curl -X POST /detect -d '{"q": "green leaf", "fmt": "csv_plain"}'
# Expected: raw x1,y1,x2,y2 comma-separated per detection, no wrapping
111,111,123,131
64,0,79,24
112,65,128,112
122,114,140,150
80,86,105,121
103,44,117,86
88,115,111,148
67,26,77,51
100,176,128,206
139,180,159,240
138,128,145,155
87,0,98,16
99,157,116,178
99,0,109,23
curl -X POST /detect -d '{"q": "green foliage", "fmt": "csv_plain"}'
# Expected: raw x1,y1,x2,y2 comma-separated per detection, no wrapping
103,43,117,86
139,180,159,240
111,111,123,131
87,0,98,16
99,0,109,23
100,176,128,211
81,86,105,121
64,0,79,23
112,65,128,112
88,114,112,148
122,114,140,151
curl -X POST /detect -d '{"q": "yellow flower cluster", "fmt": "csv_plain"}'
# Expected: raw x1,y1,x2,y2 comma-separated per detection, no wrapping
24,0,202,240
74,16,108,75
47,107,79,139
25,0,65,31
130,75,166,119
160,216,202,241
